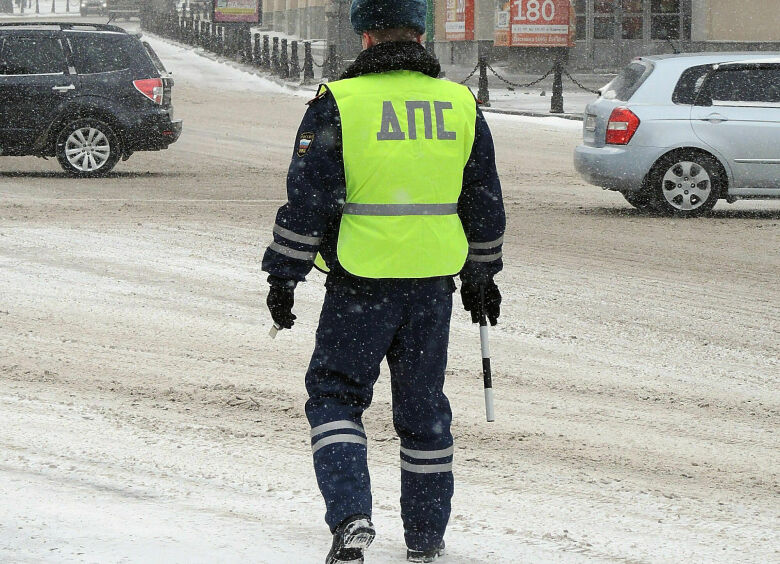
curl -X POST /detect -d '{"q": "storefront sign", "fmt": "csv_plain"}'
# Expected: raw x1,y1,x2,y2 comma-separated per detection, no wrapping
214,0,261,24
445,0,475,41
495,0,574,47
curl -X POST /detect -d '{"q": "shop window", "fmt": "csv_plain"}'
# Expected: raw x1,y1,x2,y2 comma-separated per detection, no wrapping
575,0,586,40
595,0,615,13
594,0,615,40
594,17,616,39
651,0,689,40
622,0,642,12
622,16,643,39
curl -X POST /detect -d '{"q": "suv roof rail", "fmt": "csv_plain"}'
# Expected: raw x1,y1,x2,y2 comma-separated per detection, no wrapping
0,22,128,33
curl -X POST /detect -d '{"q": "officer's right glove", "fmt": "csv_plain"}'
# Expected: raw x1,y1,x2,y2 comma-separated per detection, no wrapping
266,277,297,329
461,278,501,326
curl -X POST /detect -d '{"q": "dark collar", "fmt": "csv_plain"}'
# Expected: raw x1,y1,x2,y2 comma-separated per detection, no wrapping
339,41,441,80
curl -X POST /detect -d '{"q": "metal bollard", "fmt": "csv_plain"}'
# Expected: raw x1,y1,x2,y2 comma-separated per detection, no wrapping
244,28,252,64
289,41,301,80
280,39,290,79
324,44,341,82
303,41,315,83
253,34,261,66
227,27,235,58
189,13,195,45
550,59,564,114
262,35,271,70
477,56,490,106
271,37,280,75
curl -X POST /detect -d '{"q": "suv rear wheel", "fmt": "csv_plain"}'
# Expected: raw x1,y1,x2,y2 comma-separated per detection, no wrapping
56,119,121,177
646,151,723,217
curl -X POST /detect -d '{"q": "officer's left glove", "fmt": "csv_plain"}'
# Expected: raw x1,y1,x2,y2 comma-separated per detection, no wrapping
461,278,501,326
267,277,297,329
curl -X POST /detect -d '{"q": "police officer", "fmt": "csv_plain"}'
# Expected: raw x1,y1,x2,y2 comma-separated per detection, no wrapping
262,1,505,561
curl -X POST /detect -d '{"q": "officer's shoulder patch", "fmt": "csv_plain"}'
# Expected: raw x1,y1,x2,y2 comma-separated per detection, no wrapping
297,132,315,157
306,85,330,106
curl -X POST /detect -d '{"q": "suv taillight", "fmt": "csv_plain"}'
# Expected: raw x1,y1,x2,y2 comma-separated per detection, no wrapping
133,78,164,105
606,107,640,145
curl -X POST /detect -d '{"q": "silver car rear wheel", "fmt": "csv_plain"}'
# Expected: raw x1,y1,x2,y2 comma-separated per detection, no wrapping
648,152,722,217
661,161,712,212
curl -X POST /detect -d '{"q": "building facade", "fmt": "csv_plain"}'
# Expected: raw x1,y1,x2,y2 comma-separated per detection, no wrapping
260,0,780,71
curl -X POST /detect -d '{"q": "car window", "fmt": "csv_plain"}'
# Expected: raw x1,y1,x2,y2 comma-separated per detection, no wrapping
0,35,67,75
672,64,712,105
143,41,167,74
67,33,154,75
601,61,654,101
708,67,780,104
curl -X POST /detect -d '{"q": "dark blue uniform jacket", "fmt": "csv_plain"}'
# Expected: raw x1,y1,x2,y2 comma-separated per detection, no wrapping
262,41,505,288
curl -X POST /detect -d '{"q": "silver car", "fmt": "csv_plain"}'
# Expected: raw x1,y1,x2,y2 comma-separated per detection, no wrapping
574,53,780,216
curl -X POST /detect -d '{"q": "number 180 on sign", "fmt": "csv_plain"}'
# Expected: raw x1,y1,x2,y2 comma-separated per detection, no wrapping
513,0,558,22
500,0,574,47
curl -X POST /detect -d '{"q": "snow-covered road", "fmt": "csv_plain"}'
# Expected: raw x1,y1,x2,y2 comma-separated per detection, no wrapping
1,22,778,564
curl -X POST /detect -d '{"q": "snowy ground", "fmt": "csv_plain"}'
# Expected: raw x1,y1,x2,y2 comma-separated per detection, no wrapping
1,22,779,564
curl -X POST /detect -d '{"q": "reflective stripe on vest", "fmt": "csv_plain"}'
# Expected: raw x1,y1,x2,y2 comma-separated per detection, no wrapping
325,71,477,279
343,203,458,216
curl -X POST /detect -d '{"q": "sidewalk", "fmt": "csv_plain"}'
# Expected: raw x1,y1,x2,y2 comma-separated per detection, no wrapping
443,62,613,120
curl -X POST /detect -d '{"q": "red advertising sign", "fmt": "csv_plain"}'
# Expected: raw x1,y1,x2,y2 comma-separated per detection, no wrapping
495,0,575,47
214,0,260,23
445,0,475,41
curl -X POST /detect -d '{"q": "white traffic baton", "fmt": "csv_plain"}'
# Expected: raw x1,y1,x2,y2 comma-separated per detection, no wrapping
479,286,495,422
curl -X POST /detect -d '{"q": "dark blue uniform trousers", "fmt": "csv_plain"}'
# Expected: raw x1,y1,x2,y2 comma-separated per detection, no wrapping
305,276,455,552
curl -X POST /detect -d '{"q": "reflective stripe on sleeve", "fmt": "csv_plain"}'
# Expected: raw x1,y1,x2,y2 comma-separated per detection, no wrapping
312,434,367,454
269,242,317,261
468,236,504,250
342,203,458,216
273,224,322,246
400,461,453,474
310,420,365,439
400,446,454,460
467,251,502,263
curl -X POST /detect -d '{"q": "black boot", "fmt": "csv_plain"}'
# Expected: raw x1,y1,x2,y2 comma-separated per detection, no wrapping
407,540,445,563
325,514,375,564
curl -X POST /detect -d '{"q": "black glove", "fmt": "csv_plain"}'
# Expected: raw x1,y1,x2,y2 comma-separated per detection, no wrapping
461,278,501,326
267,280,296,329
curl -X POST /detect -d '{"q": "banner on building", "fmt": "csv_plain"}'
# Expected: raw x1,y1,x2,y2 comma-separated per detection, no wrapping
214,0,261,23
495,0,575,47
445,0,475,41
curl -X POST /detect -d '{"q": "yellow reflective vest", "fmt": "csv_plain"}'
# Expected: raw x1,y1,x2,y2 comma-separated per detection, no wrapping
319,70,477,279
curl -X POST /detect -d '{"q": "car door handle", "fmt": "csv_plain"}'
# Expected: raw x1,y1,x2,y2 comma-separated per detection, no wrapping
703,113,729,123
52,84,76,92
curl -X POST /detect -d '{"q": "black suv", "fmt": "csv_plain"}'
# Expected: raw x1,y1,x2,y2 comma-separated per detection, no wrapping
0,23,181,176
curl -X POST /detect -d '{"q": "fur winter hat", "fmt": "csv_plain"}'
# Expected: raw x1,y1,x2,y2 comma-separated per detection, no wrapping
350,0,427,35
